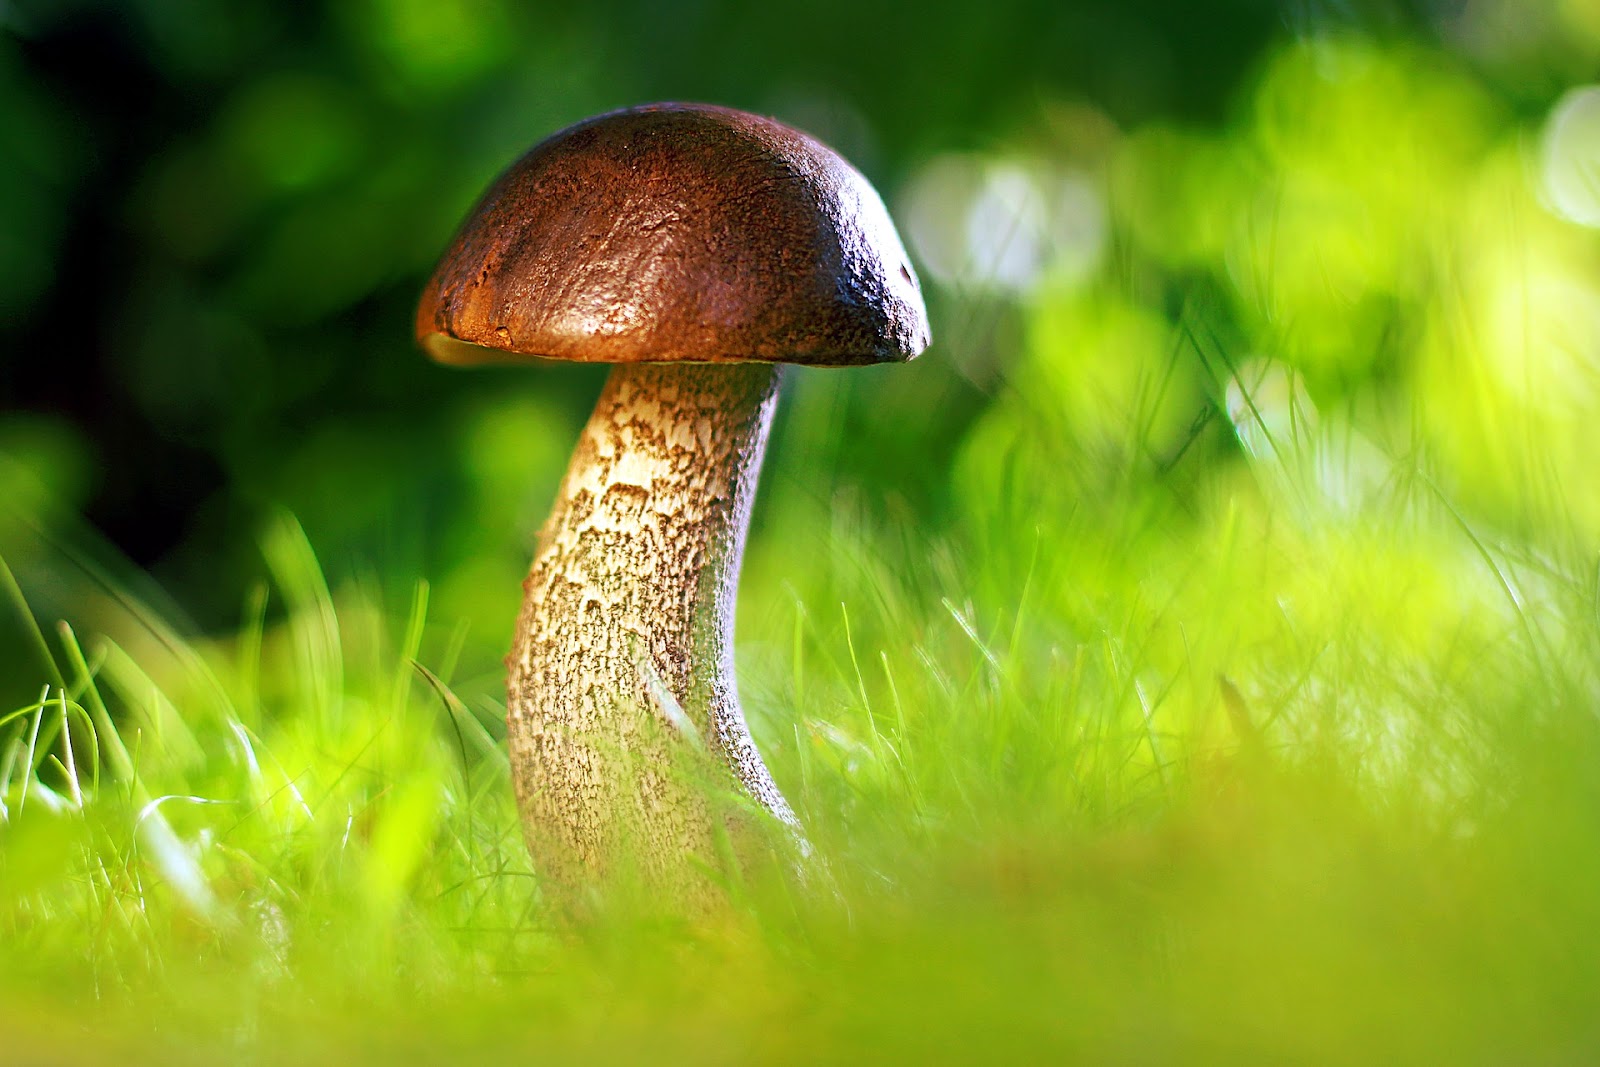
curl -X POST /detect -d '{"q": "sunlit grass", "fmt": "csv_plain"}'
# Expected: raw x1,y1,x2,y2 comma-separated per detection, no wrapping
6,397,1600,1060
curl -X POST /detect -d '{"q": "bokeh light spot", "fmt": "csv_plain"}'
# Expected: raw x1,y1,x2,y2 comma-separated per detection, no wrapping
1225,359,1316,464
1540,85,1600,228
965,164,1049,292
901,155,1106,295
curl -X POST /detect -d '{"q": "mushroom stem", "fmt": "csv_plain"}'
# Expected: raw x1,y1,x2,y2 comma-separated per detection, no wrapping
507,360,796,897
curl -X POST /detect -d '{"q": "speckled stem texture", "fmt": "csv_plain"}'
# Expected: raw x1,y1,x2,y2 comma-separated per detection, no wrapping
507,361,796,901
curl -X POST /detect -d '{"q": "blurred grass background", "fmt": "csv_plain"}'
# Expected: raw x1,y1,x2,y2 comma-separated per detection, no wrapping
6,0,1600,1060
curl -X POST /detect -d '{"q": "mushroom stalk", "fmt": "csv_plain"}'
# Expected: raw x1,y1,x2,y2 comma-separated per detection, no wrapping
417,102,930,905
507,360,795,894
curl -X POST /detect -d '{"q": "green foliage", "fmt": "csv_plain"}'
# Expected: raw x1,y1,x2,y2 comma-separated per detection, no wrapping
7,354,1600,1060
7,7,1600,1061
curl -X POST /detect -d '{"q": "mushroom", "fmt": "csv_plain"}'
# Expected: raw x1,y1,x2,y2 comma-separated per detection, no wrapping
416,103,929,901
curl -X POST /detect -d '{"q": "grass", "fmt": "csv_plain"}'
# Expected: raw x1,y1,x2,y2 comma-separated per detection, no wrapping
5,371,1600,1063
5,35,1600,1057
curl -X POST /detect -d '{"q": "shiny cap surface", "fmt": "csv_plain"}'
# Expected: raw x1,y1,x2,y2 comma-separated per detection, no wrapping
417,103,930,367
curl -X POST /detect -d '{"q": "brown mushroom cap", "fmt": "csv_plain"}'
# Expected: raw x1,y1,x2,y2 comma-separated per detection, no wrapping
417,103,930,368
